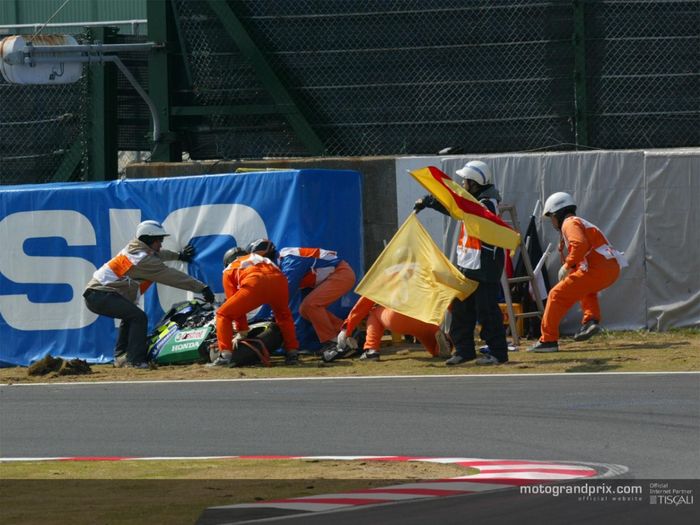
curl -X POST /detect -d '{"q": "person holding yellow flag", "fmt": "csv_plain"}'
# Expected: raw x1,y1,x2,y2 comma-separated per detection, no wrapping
414,160,509,365
348,212,476,362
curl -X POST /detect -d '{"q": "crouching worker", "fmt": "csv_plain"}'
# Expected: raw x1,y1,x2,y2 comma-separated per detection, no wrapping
530,192,627,353
322,296,451,362
278,246,356,353
211,241,300,366
83,220,215,369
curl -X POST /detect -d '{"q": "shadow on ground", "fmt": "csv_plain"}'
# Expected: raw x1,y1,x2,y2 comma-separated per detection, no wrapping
521,356,625,373
605,341,690,350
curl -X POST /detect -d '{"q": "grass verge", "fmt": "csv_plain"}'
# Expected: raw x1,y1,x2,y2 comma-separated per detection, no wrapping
0,459,475,525
1,329,698,384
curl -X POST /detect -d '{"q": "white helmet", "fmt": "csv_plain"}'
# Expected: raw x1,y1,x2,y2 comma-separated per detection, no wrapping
543,192,576,217
455,160,492,185
136,220,169,238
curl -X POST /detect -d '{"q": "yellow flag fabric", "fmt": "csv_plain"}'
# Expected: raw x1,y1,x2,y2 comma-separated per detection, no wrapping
355,214,477,326
410,166,520,250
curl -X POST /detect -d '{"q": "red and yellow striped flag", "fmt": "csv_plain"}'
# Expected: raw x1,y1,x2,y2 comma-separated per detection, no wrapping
410,166,520,250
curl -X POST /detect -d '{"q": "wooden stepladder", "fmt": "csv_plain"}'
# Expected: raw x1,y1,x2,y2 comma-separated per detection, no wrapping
498,204,551,347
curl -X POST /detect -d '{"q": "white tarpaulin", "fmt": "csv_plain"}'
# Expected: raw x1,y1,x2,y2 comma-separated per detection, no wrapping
396,149,699,332
644,150,700,330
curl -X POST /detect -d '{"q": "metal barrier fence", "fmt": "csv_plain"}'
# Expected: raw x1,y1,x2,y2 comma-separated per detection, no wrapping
1,0,698,184
584,1,699,149
0,28,149,185
175,0,698,160
176,0,578,159
0,62,88,185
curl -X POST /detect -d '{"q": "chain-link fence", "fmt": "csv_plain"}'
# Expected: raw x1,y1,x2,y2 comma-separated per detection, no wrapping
585,1,700,148
175,0,698,160
0,50,88,185
2,1,698,183
114,35,151,153
0,27,148,185
175,0,578,159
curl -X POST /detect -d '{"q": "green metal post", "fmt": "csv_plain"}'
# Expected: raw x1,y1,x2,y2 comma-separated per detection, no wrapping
205,0,326,155
7,0,18,24
147,0,181,161
572,0,589,147
51,141,84,183
87,26,118,181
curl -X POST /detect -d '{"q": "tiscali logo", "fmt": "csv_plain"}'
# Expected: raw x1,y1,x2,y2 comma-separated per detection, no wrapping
649,483,694,506
650,495,694,505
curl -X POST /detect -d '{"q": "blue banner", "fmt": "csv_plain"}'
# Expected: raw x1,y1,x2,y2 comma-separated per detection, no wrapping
0,169,363,366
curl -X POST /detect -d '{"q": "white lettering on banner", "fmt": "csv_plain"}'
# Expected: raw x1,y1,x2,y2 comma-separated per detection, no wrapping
110,209,142,260
0,210,98,330
0,204,267,333
157,204,267,311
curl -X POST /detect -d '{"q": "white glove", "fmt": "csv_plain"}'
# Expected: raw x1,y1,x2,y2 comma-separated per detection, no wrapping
233,330,249,342
558,265,571,282
336,329,358,350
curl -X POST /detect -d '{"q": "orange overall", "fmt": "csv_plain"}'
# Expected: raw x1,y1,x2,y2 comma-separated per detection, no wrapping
540,217,623,342
344,297,443,357
279,248,356,343
217,254,299,352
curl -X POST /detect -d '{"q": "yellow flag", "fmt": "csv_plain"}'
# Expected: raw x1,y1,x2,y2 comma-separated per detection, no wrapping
355,214,477,326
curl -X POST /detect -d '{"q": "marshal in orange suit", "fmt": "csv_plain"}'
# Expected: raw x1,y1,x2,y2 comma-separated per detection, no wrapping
213,242,300,366
530,192,627,353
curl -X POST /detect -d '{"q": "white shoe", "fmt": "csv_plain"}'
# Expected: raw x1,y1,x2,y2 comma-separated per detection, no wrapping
434,330,451,358
359,349,380,361
113,354,128,368
573,320,601,342
528,341,559,353
321,344,356,363
208,351,232,367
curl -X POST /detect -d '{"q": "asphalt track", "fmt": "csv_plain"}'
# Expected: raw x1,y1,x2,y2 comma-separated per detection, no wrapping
3,372,699,523
198,482,699,525
2,372,698,479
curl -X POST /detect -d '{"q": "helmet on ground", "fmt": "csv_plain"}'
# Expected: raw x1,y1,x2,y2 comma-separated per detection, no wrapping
223,246,248,267
136,220,169,238
246,238,278,260
455,160,492,186
543,192,577,217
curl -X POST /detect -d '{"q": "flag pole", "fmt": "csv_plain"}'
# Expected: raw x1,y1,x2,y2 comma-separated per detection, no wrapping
532,243,553,276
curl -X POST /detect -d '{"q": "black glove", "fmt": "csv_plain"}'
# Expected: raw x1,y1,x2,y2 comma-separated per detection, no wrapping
413,194,435,213
201,286,215,303
179,243,195,262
